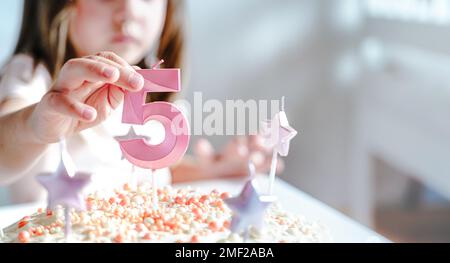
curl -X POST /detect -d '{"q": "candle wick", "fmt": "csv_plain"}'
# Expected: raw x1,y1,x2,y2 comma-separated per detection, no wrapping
151,59,165,69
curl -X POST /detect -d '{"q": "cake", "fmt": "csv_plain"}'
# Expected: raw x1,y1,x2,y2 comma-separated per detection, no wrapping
0,183,331,243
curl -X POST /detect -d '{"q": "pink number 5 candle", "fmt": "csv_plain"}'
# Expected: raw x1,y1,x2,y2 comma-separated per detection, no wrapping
120,68,190,170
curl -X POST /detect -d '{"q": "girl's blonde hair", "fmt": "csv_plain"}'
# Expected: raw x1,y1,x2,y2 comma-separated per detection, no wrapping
12,0,183,102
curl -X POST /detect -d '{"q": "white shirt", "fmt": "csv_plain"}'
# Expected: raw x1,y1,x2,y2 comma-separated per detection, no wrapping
0,55,171,204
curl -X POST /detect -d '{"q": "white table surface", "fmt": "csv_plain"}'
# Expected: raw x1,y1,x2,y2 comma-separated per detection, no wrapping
0,176,389,243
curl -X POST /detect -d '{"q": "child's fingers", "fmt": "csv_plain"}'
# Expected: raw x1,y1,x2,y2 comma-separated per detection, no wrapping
194,138,215,164
96,52,144,76
95,51,132,69
85,55,144,92
223,136,249,159
45,91,97,122
250,151,266,167
276,158,285,174
89,52,144,91
253,154,284,175
248,135,272,154
54,58,120,91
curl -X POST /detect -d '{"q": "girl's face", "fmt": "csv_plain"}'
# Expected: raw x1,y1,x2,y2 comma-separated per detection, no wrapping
69,0,167,64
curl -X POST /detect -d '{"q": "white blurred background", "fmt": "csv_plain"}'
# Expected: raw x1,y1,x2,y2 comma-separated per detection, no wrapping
1,0,450,242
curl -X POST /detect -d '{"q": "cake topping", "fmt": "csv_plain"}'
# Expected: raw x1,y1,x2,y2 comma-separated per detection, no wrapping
1,183,331,243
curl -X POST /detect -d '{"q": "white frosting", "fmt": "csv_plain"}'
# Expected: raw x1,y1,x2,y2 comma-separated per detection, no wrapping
0,184,331,243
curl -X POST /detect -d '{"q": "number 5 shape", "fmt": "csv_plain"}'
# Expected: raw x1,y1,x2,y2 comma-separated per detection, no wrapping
119,69,190,170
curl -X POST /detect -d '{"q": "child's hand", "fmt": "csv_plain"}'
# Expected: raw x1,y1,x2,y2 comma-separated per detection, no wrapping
193,136,284,179
28,52,144,143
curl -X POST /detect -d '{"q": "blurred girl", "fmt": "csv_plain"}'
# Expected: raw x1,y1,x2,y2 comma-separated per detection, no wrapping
0,0,276,204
